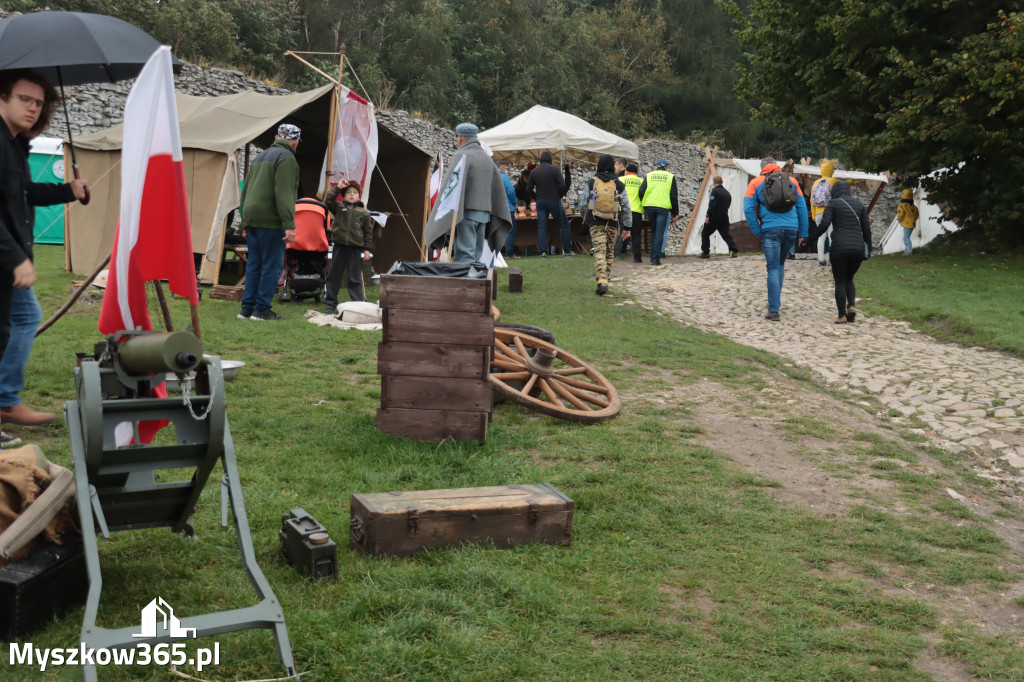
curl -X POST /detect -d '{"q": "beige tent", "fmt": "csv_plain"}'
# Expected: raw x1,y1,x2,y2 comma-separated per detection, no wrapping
67,85,431,281
478,105,638,165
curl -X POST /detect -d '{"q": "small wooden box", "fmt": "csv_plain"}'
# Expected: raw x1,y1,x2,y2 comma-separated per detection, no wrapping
508,268,523,293
350,484,573,557
0,537,88,640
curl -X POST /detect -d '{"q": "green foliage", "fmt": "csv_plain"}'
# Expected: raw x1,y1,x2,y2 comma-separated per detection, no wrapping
726,0,1024,244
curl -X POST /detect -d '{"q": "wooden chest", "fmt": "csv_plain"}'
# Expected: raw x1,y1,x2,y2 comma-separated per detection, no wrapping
349,483,573,557
376,274,494,443
0,536,88,640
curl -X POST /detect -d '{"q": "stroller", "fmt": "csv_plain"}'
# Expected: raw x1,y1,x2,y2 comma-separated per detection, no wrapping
279,198,331,303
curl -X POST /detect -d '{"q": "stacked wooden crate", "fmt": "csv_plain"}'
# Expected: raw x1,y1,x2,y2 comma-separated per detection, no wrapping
376,274,493,443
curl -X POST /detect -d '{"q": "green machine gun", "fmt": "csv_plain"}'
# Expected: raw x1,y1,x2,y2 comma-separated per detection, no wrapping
66,330,295,681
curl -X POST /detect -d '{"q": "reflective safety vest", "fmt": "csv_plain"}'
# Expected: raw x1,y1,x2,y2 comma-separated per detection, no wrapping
621,173,643,212
643,170,674,209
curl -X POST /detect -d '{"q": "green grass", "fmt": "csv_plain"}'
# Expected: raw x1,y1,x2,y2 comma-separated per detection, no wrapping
8,246,1024,680
857,242,1024,356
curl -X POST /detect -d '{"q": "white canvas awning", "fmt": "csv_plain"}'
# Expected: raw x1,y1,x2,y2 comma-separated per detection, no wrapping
478,105,638,165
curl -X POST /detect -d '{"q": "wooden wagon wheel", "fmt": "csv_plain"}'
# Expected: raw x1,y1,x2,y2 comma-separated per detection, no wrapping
490,329,620,423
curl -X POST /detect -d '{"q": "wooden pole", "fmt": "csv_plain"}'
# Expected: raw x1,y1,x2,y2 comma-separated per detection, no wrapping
36,253,111,337
283,50,340,86
680,147,718,255
865,181,886,215
153,281,174,331
190,304,202,341
324,44,346,194
443,212,458,263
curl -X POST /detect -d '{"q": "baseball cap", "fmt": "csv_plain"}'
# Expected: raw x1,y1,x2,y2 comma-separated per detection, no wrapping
277,123,302,140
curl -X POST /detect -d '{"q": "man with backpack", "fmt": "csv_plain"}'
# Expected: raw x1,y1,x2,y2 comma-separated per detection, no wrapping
742,158,809,322
581,154,631,295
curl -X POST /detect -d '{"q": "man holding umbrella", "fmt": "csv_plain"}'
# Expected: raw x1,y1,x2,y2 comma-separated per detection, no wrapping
0,69,89,436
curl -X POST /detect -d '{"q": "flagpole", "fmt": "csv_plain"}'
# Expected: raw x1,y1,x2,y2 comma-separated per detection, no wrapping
444,212,458,263
153,281,174,331
324,44,346,195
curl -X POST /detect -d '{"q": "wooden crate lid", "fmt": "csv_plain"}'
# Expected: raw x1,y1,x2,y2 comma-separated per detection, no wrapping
352,483,572,517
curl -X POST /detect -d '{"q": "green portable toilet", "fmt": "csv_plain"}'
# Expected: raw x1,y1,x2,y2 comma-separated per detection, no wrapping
28,136,66,245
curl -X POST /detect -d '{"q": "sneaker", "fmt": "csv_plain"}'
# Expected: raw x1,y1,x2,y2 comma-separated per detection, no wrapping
818,260,827,267
237,307,253,320
564,252,580,258
251,309,285,321
698,253,710,259
596,283,608,296
1,431,22,448
324,305,337,314
846,306,857,323
729,251,738,258
540,253,547,259
764,312,780,322
787,253,795,260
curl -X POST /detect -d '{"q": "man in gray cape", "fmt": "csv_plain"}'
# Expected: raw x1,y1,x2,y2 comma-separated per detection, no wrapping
424,123,511,263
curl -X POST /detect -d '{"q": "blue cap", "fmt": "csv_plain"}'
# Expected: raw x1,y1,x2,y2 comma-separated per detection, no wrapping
656,158,668,168
455,122,479,137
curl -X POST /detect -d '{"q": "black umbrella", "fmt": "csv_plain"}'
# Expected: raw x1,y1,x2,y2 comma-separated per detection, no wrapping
0,10,183,203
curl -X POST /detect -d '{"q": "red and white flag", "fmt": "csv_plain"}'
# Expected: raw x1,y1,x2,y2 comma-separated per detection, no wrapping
324,85,379,198
98,46,198,443
428,147,443,210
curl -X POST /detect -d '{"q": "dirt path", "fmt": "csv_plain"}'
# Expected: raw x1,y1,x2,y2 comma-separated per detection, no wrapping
619,255,1024,680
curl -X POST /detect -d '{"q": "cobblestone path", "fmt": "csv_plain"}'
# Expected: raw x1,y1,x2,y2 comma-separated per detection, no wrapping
621,255,1024,469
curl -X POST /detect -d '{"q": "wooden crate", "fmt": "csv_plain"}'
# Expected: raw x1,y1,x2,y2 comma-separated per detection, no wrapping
376,407,488,443
379,274,491,313
378,342,491,379
377,273,494,443
349,483,573,557
209,284,244,301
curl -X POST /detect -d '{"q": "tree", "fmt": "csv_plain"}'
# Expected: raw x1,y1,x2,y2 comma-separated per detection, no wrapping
725,0,1024,244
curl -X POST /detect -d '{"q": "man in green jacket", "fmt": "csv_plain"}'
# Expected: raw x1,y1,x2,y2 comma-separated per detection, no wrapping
237,123,300,321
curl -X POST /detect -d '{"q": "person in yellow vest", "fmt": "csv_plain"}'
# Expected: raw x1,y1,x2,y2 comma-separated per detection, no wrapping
614,159,645,261
896,188,919,255
638,159,678,266
809,160,839,266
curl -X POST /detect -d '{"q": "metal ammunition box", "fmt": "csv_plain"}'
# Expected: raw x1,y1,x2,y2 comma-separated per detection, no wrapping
280,508,337,580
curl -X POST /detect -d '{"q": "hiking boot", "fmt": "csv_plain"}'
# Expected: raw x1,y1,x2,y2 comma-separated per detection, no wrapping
698,253,710,259
764,312,780,322
834,316,848,325
596,283,608,296
251,309,285,321
729,250,738,258
324,305,337,314
787,253,795,260
0,403,55,426
237,307,253,320
846,306,857,323
818,260,827,267
1,431,22,448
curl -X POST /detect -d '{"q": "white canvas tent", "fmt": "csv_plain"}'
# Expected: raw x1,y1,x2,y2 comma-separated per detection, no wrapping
880,183,958,254
681,156,889,255
478,105,638,165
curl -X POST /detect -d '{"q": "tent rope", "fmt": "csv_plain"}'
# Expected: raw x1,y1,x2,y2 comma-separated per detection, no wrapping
35,158,122,241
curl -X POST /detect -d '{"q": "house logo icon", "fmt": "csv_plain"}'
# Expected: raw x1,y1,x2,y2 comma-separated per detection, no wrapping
133,597,197,639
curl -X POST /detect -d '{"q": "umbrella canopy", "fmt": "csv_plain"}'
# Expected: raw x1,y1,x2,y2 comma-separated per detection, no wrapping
478,105,638,165
0,10,181,85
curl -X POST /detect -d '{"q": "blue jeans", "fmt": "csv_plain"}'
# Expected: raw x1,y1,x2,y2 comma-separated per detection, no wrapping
0,286,41,407
760,228,798,314
647,207,671,261
903,227,913,253
241,227,287,312
504,214,518,258
454,217,486,263
535,199,571,254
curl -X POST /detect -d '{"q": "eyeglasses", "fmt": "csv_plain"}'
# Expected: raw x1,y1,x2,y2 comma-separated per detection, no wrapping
14,93,45,109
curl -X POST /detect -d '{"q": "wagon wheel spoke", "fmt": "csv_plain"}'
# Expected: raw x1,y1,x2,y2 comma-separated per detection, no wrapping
489,329,621,423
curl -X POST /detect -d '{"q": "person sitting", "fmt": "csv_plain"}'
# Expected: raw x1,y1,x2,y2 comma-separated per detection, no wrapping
322,181,373,313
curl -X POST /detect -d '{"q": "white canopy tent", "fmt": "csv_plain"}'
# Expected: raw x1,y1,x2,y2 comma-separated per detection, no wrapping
681,156,889,255
880,183,958,254
478,105,638,165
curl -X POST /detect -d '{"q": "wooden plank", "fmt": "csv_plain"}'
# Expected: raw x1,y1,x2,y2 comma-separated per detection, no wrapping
488,268,498,301
376,407,487,443
378,342,490,379
350,483,573,557
381,375,492,412
508,268,523,293
383,309,493,346
379,274,491,313
209,285,243,301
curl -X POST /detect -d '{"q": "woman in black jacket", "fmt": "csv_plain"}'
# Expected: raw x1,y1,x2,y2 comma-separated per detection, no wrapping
811,180,871,324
